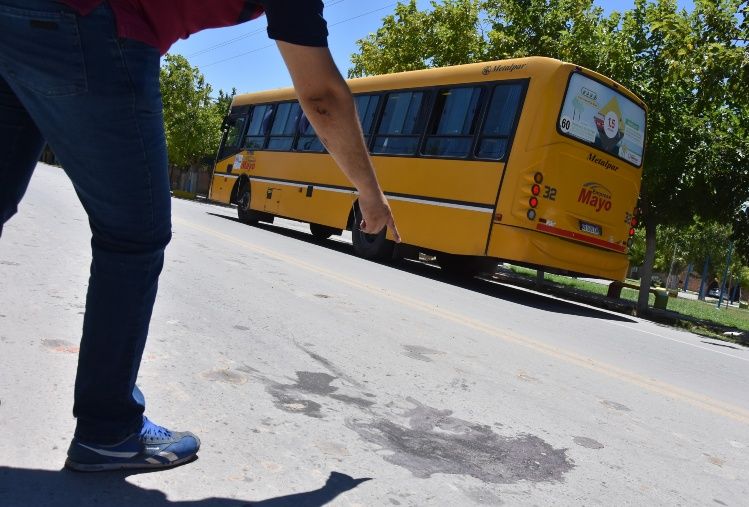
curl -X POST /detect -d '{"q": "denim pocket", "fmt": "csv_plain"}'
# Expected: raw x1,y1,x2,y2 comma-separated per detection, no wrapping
0,4,87,96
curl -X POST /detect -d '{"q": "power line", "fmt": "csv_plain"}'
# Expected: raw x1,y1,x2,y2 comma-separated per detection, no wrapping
201,2,398,69
188,27,266,58
187,0,350,58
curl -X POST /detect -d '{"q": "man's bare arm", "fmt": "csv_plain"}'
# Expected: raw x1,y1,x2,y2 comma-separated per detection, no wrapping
275,41,400,242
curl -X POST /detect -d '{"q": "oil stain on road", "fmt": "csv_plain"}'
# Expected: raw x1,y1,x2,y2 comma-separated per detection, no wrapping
347,398,574,484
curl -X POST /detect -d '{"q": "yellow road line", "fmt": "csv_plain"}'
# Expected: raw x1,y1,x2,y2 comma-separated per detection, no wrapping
175,217,749,425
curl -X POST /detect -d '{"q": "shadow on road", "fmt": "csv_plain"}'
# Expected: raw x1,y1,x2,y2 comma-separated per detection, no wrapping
0,466,370,507
700,340,742,350
206,212,637,324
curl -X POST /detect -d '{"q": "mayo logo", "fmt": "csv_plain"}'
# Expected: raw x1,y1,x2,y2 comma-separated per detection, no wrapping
581,87,597,101
578,182,613,212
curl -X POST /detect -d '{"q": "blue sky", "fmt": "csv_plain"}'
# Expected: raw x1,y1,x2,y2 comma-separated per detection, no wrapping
170,0,695,96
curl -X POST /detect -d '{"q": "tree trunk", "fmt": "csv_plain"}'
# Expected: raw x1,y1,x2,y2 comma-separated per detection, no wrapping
637,219,658,313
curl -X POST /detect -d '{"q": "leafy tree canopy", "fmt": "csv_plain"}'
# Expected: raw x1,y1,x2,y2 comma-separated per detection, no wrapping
160,54,227,169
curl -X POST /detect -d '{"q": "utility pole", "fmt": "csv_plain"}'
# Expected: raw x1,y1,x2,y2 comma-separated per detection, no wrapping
717,242,734,309
667,243,678,290
682,262,693,292
698,256,710,300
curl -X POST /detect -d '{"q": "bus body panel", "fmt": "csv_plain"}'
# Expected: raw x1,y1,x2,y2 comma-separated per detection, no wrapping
486,226,629,280
212,151,506,256
209,173,238,203
387,201,493,254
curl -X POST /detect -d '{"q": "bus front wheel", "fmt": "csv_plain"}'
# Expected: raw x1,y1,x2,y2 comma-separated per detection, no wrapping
351,203,394,261
237,182,260,224
437,253,498,278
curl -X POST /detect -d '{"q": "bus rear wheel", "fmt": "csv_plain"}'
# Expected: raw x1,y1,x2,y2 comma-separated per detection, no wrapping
237,181,260,224
351,203,394,261
310,223,341,240
437,253,498,278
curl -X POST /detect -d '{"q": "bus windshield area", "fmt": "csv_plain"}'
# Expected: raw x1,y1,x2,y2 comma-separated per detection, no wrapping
558,73,646,167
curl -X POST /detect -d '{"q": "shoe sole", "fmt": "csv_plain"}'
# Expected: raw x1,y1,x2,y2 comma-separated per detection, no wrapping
64,454,197,473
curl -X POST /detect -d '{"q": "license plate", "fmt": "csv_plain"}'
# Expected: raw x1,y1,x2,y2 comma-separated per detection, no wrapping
579,221,602,236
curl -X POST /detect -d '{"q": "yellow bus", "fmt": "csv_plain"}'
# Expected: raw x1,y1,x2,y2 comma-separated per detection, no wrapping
209,57,646,280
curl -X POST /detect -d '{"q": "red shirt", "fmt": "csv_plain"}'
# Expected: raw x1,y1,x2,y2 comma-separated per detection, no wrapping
61,1,327,55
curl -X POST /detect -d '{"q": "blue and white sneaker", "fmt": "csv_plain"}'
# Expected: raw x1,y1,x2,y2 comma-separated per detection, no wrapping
65,416,200,472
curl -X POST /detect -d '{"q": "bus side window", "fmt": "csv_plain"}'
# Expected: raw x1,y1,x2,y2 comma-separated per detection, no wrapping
295,113,325,153
244,104,274,150
423,87,482,158
372,91,428,156
354,94,381,145
267,102,302,151
476,84,523,161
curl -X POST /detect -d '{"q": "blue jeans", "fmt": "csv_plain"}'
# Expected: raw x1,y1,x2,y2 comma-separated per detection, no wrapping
0,0,170,442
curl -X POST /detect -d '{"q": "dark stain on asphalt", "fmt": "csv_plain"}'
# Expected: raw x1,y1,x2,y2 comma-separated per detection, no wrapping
268,388,324,418
346,398,574,484
601,400,631,412
331,393,376,408
296,344,363,388
233,325,250,331
403,345,446,362
0,260,20,266
264,371,376,418
293,371,338,396
573,436,604,449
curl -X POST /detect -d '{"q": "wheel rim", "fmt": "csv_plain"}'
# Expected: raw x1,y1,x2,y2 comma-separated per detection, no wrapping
239,189,250,211
353,205,380,244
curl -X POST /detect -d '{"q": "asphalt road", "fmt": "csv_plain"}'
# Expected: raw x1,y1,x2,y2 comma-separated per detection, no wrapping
1,164,748,506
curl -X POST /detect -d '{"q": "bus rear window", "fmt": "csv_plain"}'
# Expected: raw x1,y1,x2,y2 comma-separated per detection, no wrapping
558,73,646,167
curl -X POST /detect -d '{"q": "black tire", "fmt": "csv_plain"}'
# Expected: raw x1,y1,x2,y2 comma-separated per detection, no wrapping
309,223,340,240
237,181,260,224
351,203,394,261
437,253,498,278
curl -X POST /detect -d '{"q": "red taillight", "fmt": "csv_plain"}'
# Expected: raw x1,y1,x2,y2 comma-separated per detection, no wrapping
630,217,638,227
529,197,539,208
531,184,541,196
629,228,636,236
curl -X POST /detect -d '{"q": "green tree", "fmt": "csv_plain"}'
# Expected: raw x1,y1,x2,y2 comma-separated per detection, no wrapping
349,0,485,77
216,87,237,118
653,219,735,294
605,0,749,311
160,54,224,169
733,205,749,264
483,0,609,70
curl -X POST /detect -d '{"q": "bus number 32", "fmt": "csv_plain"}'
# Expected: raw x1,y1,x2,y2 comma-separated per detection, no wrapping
543,186,557,201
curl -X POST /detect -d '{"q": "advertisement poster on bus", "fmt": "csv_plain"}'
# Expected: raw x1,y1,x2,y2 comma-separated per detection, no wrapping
559,73,646,167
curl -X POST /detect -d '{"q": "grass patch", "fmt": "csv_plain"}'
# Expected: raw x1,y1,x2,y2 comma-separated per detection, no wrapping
172,190,197,200
506,266,748,334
